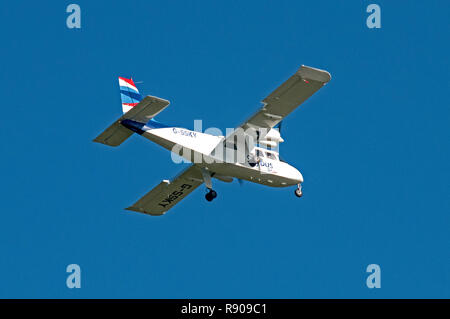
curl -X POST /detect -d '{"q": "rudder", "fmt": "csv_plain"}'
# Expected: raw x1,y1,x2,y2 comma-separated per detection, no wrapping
119,77,142,113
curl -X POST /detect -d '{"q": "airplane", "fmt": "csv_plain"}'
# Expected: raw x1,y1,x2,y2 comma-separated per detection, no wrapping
93,65,331,216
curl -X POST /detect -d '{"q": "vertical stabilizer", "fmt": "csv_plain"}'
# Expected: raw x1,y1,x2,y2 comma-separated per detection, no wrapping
118,77,142,113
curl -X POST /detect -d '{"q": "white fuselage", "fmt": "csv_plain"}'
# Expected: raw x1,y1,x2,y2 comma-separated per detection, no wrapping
135,122,303,187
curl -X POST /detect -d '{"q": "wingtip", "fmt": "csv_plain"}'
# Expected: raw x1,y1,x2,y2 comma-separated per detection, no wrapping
125,206,165,216
145,95,171,106
298,65,331,83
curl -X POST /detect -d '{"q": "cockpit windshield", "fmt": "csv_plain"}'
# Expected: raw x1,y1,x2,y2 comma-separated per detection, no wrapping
266,152,278,161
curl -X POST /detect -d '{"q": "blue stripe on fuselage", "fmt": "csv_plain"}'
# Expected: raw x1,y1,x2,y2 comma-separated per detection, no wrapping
121,119,146,134
120,119,170,134
146,119,171,129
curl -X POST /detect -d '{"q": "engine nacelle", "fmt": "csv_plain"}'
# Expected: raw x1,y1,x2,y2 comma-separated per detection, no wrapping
259,128,284,147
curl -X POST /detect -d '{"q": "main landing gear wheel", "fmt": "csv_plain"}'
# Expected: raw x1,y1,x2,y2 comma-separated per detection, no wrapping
294,184,303,198
205,189,217,202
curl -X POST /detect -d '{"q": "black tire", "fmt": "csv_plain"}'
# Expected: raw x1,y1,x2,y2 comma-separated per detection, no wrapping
205,193,213,201
294,189,303,198
210,190,217,199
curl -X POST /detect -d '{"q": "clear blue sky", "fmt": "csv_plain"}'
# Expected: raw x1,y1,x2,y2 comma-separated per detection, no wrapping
0,1,449,298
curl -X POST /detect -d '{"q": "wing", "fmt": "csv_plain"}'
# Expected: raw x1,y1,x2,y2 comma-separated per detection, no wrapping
126,165,203,216
224,65,331,146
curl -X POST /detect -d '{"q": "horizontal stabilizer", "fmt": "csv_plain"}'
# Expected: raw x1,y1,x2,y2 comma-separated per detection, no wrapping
93,95,170,147
123,95,169,124
93,121,133,147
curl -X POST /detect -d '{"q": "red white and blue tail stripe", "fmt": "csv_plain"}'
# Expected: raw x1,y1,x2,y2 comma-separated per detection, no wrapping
119,77,142,113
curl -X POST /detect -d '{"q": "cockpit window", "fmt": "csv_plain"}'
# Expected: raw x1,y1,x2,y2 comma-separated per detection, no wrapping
266,152,278,161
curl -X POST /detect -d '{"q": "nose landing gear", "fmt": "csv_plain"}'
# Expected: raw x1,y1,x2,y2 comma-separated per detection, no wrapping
205,189,217,202
294,184,303,198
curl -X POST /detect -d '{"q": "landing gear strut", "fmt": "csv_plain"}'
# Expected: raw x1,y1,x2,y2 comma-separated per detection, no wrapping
201,168,217,202
205,189,217,202
294,184,303,198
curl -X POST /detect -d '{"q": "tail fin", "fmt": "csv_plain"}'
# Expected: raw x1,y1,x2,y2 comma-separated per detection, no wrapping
119,77,142,113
